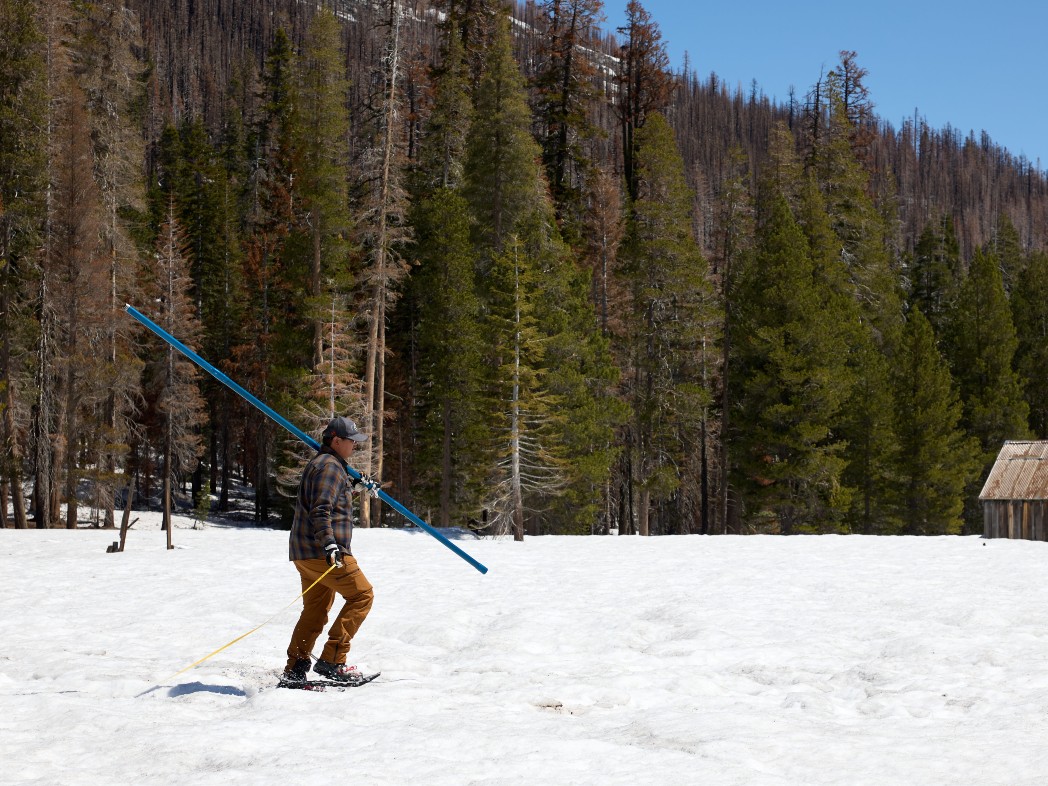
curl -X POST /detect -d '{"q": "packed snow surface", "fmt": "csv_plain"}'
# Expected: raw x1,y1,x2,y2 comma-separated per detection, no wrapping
4,519,1048,785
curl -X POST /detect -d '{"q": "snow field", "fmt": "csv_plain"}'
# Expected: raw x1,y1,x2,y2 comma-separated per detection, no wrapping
3,522,1048,784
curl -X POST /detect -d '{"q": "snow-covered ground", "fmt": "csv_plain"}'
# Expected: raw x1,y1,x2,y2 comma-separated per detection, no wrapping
4,518,1048,785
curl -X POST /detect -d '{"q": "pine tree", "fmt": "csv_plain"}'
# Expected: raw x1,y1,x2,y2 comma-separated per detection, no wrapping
430,0,502,90
0,0,47,529
465,14,620,537
910,215,962,334
463,12,544,259
148,200,206,546
403,26,487,528
358,0,412,527
943,247,1030,530
945,248,1030,452
538,240,624,535
794,173,895,534
463,16,563,539
840,327,900,533
485,235,566,540
410,188,487,527
72,0,147,528
297,8,351,369
732,187,853,534
277,289,366,506
208,79,252,513
1012,251,1048,438
33,0,79,528
814,63,902,339
800,62,905,534
150,118,241,509
992,214,1025,296
580,164,625,338
615,0,673,202
533,0,604,233
621,113,718,535
51,81,107,529
413,27,471,193
239,28,306,524
712,148,755,534
892,307,979,534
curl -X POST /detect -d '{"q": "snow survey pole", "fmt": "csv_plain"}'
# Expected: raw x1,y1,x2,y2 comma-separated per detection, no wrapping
124,303,489,574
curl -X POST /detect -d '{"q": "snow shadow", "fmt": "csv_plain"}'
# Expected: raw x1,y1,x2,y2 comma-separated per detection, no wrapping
167,682,246,698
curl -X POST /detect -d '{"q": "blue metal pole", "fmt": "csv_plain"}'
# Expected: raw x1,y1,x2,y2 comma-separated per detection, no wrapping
125,303,489,574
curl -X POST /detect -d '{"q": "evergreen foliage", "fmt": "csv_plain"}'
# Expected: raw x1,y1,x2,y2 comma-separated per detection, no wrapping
414,30,472,192
911,215,962,334
621,113,717,534
1012,251,1048,438
484,235,564,539
72,0,149,527
238,27,307,522
615,0,673,202
944,248,1030,458
296,8,352,368
146,201,207,541
798,137,898,535
535,223,624,536
892,307,979,534
409,188,487,527
463,13,544,259
733,187,853,534
943,247,1030,530
533,0,604,236
0,0,47,529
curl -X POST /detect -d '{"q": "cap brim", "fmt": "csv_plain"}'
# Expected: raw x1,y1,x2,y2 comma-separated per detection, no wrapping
347,432,369,442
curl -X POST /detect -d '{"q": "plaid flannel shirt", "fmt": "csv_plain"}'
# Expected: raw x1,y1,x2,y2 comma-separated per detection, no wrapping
289,447,355,561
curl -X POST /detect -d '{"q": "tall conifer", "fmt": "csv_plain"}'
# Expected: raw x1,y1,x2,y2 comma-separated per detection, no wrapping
51,82,107,529
0,0,46,529
615,0,672,202
911,215,962,335
410,188,488,528
534,0,604,235
148,201,206,546
465,13,620,536
621,113,718,535
712,148,755,534
238,28,310,523
464,14,544,260
893,308,979,534
358,0,413,527
72,0,147,528
297,8,351,369
1012,251,1048,438
943,248,1030,530
733,188,853,534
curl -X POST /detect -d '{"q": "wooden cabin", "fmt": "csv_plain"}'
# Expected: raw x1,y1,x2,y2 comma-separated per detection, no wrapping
980,441,1048,540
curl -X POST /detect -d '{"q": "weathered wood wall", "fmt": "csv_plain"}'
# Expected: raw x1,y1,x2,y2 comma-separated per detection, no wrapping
983,501,1048,540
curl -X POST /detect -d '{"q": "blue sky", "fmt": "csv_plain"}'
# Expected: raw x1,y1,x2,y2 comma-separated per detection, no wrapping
604,1,1047,168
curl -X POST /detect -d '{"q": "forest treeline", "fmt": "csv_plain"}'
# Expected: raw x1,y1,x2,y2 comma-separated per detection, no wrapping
1,0,1046,538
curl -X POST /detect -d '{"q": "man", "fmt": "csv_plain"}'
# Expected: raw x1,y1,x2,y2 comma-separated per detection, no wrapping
283,416,375,684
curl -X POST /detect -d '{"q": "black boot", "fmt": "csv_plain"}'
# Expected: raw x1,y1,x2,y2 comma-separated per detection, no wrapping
282,658,311,683
313,660,362,683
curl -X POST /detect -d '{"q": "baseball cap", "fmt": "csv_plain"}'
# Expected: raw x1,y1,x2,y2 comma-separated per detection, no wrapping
322,416,369,443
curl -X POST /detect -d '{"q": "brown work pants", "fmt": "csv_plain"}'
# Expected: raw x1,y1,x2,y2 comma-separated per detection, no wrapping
285,556,374,670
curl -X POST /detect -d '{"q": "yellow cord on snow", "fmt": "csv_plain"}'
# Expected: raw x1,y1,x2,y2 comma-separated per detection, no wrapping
168,562,337,681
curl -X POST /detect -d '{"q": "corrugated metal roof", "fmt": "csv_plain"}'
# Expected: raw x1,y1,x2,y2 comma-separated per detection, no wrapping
979,441,1048,500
